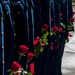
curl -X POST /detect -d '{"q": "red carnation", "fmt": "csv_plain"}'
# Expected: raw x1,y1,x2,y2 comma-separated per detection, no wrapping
43,24,49,30
72,12,75,15
68,32,73,37
34,36,40,46
70,18,74,22
11,61,22,72
60,13,63,18
59,28,63,32
27,52,34,61
30,62,34,74
52,26,59,32
33,40,39,46
36,36,40,41
50,18,54,21
19,45,29,55
41,43,45,46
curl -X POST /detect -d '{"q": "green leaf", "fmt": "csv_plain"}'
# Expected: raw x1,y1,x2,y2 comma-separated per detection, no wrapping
43,38,48,42
39,47,44,52
42,33,46,39
42,39,48,45
42,31,49,39
44,41,49,45
67,25,73,31
9,72,13,75
68,27,72,31
26,72,33,75
60,23,66,29
34,50,40,58
7,69,11,72
65,38,69,43
50,31,54,36
69,22,73,26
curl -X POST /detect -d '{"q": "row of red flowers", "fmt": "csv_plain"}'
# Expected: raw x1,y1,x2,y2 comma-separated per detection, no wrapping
8,45,34,75
8,12,75,75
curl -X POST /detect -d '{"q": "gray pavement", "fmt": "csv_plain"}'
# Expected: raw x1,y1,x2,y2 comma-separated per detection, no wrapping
62,32,75,75
62,51,75,75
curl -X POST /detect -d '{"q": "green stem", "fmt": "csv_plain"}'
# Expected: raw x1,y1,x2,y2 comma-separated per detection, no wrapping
9,72,13,75
18,54,22,62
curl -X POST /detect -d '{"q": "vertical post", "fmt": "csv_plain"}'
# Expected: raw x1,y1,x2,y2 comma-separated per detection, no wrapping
1,5,5,75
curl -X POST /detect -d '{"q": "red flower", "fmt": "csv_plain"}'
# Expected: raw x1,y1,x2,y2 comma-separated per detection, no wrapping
19,45,29,55
36,36,40,41
11,61,22,72
27,52,34,61
33,36,40,46
30,62,34,74
50,43,54,50
59,28,63,32
41,43,45,46
33,40,39,46
50,18,54,21
60,13,63,18
68,32,73,37
72,12,75,15
52,26,59,32
70,18,74,22
43,24,49,30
